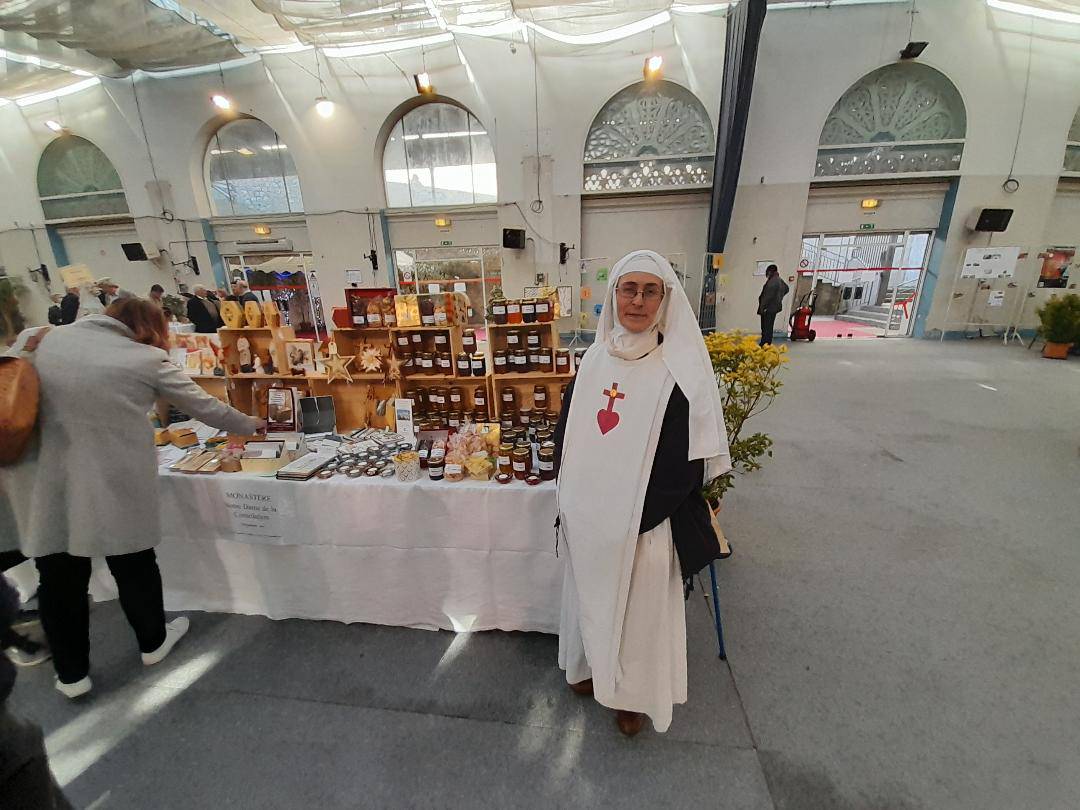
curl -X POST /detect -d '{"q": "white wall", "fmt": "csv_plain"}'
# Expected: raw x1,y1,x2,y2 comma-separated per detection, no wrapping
3,0,1080,338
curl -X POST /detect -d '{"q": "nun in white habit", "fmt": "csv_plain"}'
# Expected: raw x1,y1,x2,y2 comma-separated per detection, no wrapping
552,250,731,736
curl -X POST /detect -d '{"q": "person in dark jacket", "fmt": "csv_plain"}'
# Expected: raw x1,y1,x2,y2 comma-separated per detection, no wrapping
59,287,79,325
0,578,73,810
46,295,63,326
232,279,260,306
757,264,789,346
552,250,731,738
186,285,224,333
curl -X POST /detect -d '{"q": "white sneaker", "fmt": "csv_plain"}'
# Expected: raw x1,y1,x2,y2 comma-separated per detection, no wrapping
6,646,51,667
141,617,190,666
55,676,92,699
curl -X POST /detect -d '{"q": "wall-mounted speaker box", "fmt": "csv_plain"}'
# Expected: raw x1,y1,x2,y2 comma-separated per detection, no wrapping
502,228,526,250
966,208,1013,232
121,242,149,261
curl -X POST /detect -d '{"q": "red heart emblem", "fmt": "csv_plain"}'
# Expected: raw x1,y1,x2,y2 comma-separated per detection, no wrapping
596,409,620,435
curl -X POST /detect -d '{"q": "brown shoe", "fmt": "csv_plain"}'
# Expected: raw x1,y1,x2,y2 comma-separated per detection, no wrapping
616,710,645,737
569,678,593,696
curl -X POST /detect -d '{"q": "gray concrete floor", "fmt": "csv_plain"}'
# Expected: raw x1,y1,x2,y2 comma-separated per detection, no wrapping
9,339,1080,809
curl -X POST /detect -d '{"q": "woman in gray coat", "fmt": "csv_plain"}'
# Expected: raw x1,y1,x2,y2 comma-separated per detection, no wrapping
2,298,262,699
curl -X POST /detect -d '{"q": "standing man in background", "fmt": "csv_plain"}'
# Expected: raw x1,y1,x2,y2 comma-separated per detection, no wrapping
186,285,223,333
757,264,789,346
59,287,79,325
232,279,260,307
96,278,132,308
148,284,165,306
47,295,63,326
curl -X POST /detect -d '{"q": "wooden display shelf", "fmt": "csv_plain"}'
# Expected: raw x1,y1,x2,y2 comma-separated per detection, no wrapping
219,327,283,332
229,373,328,380
491,370,574,381
486,321,555,329
390,324,462,332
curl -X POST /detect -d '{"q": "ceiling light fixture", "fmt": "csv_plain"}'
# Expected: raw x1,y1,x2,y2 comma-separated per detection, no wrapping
315,96,335,118
415,72,435,95
44,119,64,133
211,93,232,110
237,147,255,156
643,54,663,81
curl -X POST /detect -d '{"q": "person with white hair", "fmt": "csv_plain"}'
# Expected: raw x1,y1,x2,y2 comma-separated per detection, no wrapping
231,278,260,306
552,249,731,737
185,284,223,333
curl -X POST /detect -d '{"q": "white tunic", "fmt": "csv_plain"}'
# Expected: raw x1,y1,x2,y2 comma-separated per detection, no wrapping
556,343,688,732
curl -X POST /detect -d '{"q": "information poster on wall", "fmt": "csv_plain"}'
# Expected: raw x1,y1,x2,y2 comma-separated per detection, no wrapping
961,246,1021,279
755,261,775,277
987,290,1006,308
1037,247,1073,288
222,480,295,543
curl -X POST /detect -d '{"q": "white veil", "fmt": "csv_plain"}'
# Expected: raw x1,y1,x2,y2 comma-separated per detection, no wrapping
595,250,732,482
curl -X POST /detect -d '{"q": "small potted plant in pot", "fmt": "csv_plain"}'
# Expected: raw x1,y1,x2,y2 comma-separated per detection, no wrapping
1036,293,1080,360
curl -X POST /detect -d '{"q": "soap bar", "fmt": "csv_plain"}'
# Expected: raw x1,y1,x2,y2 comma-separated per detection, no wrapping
171,429,199,448
154,429,172,447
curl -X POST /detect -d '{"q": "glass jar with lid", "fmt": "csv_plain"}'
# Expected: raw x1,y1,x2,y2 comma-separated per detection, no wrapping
456,353,471,376
501,387,517,409
490,298,508,325
519,408,532,427
536,297,553,323
537,349,553,374
420,297,436,327
410,332,424,350
433,331,449,350
504,328,522,349
506,299,522,324
511,447,531,480
574,348,587,371
473,387,487,409
492,349,508,374
400,351,414,374
419,352,434,372
449,386,464,407
396,333,411,350
471,353,486,377
555,349,571,374
498,443,514,475
526,329,541,350
461,329,477,354
438,353,453,373
500,413,516,431
521,299,537,324
533,385,548,410
513,349,529,373
538,447,556,481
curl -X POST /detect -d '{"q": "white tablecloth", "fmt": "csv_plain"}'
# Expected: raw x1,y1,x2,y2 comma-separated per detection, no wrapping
148,470,564,633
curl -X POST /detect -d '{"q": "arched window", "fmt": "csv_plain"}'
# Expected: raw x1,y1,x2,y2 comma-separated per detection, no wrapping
205,118,303,217
1064,107,1080,175
816,62,966,179
583,80,714,193
382,101,497,208
37,136,130,222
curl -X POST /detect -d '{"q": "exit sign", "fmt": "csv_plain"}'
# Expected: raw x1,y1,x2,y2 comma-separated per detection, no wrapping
859,223,876,231
440,240,453,246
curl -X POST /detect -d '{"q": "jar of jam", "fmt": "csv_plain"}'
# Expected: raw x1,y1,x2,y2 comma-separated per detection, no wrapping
511,447,530,480
493,350,508,374
546,410,559,425
439,353,453,373
498,443,514,475
501,387,517,408
396,333,411,349
500,413,516,432
506,299,522,324
474,406,490,423
533,385,548,410
471,353,486,377
528,345,540,370
538,447,556,481
490,298,508,325
521,298,537,324
448,411,462,430
420,297,436,327
555,349,571,375
411,332,424,349
519,408,532,427
513,349,529,373
574,348,587,371
462,329,477,354
456,353,471,376
537,348,553,374
417,438,432,468
434,330,449,349
474,387,487,409
505,328,522,349
449,387,463,407
419,352,434,372
428,458,445,481
536,297,553,323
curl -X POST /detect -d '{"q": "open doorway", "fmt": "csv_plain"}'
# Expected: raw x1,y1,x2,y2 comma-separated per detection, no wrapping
796,231,931,339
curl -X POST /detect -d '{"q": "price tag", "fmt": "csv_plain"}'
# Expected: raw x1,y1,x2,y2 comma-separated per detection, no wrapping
427,283,441,294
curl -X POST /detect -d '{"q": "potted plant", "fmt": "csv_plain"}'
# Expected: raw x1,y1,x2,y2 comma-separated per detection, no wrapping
702,332,789,507
1036,293,1080,360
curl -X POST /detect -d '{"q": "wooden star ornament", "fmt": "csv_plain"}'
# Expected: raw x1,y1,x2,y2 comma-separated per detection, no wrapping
359,345,383,373
387,351,404,382
323,340,356,384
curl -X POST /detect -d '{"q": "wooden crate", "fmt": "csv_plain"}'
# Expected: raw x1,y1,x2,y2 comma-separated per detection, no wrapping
217,326,295,376
309,379,399,432
193,375,229,403
492,374,570,421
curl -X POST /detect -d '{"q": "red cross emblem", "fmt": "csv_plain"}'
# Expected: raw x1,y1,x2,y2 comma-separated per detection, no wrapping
596,382,625,435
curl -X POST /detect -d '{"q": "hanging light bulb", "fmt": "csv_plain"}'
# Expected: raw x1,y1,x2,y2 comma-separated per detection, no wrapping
643,54,663,81
44,120,64,133
211,93,232,111
315,97,335,118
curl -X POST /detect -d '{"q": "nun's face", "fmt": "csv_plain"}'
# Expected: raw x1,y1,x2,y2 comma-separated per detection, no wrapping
615,271,665,333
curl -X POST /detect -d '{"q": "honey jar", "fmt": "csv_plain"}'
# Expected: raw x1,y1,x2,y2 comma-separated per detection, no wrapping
434,331,449,349
537,348,553,374
490,299,508,325
521,298,537,324
456,353,471,376
536,297,553,323
511,447,530,480
501,387,517,408
498,443,514,475
449,386,463,407
474,387,487,409
538,447,556,481
462,329,477,353
533,385,548,410
505,328,522,349
512,349,529,373
493,349,508,373
438,352,453,373
396,333,411,349
471,353,486,376
506,299,522,325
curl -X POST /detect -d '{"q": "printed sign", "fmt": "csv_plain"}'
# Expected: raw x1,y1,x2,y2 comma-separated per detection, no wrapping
59,263,95,287
596,268,609,282
222,481,294,542
987,290,1006,308
580,287,592,300
961,246,1021,279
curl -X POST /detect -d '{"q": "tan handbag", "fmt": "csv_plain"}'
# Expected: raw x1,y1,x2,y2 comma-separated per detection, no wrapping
0,328,49,465
708,502,732,558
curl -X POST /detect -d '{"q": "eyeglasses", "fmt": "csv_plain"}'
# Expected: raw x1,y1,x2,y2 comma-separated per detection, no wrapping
615,283,665,302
